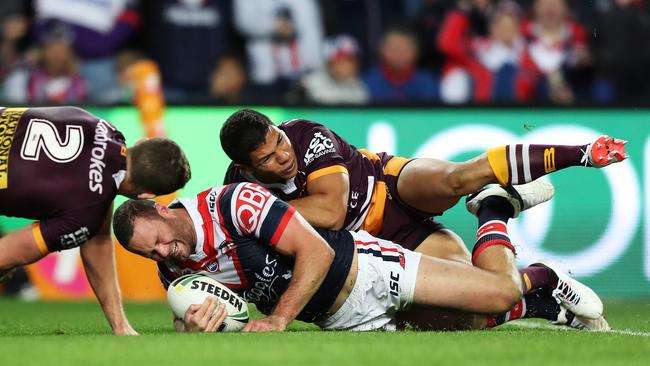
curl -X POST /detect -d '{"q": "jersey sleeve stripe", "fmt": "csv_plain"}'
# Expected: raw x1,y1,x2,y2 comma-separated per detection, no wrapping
306,165,349,183
216,186,235,242
31,223,50,255
357,149,381,161
359,181,387,236
197,189,217,257
383,156,410,176
254,188,278,238
269,206,296,247
230,250,250,288
229,183,246,236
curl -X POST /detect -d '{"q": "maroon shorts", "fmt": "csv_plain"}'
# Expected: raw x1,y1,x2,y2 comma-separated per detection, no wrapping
375,157,446,251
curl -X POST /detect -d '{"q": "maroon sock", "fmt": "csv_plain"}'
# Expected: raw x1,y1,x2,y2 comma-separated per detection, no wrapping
527,144,589,175
492,144,589,185
519,265,558,293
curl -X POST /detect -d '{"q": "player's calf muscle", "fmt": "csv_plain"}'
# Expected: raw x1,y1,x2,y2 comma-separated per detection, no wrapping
449,157,495,196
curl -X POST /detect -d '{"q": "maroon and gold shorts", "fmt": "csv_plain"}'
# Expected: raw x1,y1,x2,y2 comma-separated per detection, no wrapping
360,155,446,251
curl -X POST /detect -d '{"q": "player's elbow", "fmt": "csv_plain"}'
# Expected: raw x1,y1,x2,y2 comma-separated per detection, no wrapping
320,245,335,267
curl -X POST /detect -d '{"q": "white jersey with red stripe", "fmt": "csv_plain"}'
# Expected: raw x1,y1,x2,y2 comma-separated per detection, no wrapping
160,182,294,289
157,182,355,322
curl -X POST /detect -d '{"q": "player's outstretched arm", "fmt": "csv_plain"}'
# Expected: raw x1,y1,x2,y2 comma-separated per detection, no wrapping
287,172,349,230
80,206,137,336
243,213,335,332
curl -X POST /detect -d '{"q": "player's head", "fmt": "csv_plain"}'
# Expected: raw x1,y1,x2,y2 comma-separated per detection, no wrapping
220,109,297,182
113,199,194,262
126,138,191,197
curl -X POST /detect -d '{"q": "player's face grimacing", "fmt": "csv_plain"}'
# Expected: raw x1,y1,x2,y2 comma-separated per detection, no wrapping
128,216,193,262
248,126,298,182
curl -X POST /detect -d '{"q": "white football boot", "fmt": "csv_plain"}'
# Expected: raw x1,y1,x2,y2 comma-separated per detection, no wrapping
466,179,555,218
553,306,611,331
532,260,604,320
581,135,628,167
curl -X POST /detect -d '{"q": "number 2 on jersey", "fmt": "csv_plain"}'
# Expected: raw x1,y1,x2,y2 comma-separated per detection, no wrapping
20,119,84,163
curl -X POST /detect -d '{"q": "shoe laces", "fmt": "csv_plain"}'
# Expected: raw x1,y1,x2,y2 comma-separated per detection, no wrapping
552,278,581,307
580,146,590,167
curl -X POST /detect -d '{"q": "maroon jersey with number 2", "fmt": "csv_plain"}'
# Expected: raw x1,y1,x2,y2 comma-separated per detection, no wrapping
0,107,127,253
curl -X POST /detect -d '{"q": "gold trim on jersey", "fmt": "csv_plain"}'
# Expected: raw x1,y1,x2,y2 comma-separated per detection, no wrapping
0,108,27,189
359,156,410,235
487,146,509,185
360,181,387,235
32,223,50,255
306,165,349,183
358,149,380,161
384,156,410,176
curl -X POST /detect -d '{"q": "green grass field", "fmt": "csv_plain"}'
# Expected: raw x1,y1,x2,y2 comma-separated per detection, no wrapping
1,298,648,366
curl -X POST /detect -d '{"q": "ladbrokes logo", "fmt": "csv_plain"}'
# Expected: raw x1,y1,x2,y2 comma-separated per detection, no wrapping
303,132,335,166
0,108,26,189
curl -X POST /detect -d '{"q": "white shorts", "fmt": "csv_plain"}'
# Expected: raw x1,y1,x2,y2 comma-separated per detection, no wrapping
316,231,422,331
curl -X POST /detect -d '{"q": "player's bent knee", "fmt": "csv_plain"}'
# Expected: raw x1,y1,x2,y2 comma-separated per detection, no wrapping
490,278,522,314
416,230,471,265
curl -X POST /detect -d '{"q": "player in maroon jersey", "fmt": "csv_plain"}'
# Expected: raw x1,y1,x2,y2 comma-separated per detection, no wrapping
112,181,607,332
0,106,191,335
221,109,626,264
220,108,618,330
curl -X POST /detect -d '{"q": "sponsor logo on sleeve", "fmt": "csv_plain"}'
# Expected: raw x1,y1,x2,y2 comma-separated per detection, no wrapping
0,108,26,189
59,227,91,250
234,183,275,235
207,189,218,214
303,132,336,166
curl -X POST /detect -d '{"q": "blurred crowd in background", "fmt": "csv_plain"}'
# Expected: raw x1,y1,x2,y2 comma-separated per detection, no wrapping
1,0,649,107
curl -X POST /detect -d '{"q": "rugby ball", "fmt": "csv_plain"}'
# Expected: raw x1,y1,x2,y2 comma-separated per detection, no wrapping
167,274,249,332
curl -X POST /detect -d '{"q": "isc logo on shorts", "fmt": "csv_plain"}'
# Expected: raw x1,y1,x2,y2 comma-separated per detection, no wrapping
234,183,274,235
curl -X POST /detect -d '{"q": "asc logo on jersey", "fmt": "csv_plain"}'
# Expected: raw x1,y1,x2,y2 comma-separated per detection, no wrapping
234,183,274,235
303,132,336,166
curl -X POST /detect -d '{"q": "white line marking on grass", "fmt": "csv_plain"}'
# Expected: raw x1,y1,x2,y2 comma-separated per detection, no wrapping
510,320,650,337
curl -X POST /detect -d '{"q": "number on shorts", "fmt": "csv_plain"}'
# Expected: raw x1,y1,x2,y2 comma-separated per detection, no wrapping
20,119,84,163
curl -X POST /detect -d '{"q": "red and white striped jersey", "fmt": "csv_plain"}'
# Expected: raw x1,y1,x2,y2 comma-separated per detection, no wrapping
157,182,355,322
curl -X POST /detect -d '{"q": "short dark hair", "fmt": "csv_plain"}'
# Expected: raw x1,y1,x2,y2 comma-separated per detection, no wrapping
129,138,191,195
220,109,274,165
112,199,160,249
381,24,418,45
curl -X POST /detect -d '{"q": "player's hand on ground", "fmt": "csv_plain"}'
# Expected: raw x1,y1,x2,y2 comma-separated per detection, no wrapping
242,315,288,332
183,297,227,332
113,323,139,336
